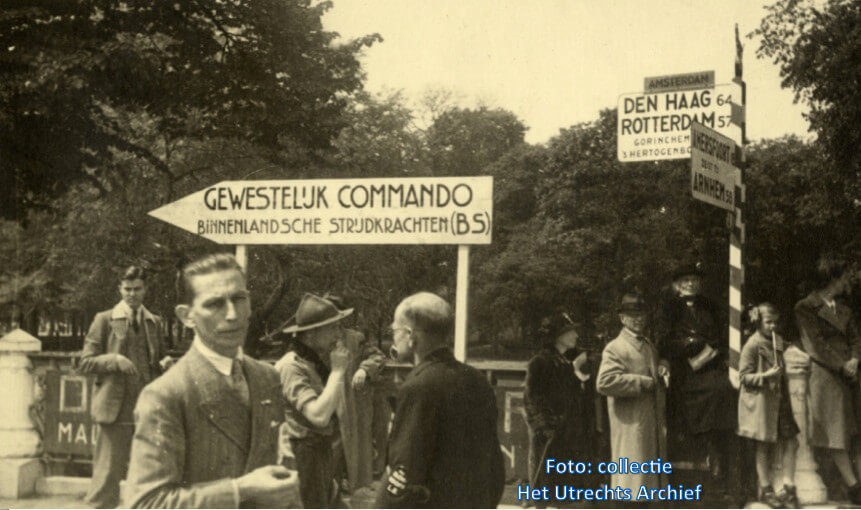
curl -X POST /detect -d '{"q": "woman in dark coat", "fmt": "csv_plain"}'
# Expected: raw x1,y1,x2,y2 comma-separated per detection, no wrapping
658,263,742,503
524,313,597,494
795,257,861,503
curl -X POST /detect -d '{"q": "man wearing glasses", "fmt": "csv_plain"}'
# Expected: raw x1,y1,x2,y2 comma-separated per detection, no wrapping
276,293,352,508
377,292,505,508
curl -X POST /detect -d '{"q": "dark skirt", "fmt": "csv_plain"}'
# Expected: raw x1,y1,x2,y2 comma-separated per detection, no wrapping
673,364,738,435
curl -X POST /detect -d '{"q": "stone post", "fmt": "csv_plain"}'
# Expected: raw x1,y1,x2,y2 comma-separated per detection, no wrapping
783,344,827,504
0,329,43,498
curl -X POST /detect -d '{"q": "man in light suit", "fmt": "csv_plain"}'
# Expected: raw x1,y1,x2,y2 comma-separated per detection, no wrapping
125,253,298,508
79,265,171,508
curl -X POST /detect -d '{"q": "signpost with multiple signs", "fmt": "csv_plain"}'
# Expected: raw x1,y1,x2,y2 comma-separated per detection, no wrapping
617,29,748,388
617,74,741,163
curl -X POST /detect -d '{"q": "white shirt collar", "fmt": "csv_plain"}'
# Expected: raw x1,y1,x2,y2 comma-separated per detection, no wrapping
193,336,243,376
117,300,138,319
112,301,150,322
623,327,644,340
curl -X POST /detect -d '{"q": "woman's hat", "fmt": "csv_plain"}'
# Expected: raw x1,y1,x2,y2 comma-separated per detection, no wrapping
282,293,354,334
618,292,648,314
538,311,584,341
672,262,704,281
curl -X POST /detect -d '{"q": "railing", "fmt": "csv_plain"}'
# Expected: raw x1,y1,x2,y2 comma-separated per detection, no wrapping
11,336,828,503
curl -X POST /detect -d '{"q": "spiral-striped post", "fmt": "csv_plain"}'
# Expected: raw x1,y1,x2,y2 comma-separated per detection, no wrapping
728,24,746,389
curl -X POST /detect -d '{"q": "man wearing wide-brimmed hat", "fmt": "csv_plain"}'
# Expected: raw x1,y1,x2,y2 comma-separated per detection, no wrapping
597,292,669,499
275,293,352,508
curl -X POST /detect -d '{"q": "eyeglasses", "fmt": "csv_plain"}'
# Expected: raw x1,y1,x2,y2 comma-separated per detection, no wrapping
387,326,412,337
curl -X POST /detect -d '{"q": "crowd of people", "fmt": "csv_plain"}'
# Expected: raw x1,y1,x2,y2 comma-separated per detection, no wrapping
78,253,504,509
76,252,858,509
525,258,859,508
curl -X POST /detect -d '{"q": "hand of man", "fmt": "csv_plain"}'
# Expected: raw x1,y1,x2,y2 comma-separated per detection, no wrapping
842,358,859,378
236,465,299,507
641,376,655,391
657,363,670,387
351,368,368,390
116,355,138,375
158,355,176,372
330,344,350,374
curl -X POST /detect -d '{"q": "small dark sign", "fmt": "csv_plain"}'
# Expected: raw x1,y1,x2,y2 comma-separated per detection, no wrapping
44,371,99,456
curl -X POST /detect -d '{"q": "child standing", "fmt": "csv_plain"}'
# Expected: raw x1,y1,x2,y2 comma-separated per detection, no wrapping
738,303,800,508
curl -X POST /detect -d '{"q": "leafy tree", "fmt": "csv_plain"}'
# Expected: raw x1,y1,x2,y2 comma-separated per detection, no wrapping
753,0,861,248
0,0,380,216
332,91,429,177
426,106,527,176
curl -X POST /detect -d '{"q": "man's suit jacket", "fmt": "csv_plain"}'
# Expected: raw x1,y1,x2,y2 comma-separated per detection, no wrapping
125,346,287,508
78,302,169,424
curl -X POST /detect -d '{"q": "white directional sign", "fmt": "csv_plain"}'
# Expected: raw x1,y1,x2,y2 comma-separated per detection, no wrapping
617,83,741,162
690,121,738,211
148,177,493,245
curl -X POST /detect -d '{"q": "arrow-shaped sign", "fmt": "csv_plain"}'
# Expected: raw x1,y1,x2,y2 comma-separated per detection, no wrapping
148,177,493,245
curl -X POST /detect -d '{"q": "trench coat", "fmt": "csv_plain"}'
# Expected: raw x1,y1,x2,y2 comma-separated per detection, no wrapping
737,331,786,442
597,328,667,493
795,292,861,449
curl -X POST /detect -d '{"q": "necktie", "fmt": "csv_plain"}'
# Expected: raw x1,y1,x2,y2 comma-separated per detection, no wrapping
231,358,251,407
131,312,140,333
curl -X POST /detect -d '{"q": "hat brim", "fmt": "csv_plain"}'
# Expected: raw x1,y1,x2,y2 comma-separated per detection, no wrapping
673,268,704,280
282,307,354,334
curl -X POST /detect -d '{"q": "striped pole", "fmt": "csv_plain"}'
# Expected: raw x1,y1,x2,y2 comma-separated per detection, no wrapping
728,24,746,389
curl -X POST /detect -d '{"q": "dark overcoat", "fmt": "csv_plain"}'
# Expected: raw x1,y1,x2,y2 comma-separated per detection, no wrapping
524,347,597,487
659,294,737,434
375,348,504,509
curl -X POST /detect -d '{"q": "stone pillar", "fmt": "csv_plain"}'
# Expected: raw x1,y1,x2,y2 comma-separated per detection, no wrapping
783,344,827,504
0,329,43,498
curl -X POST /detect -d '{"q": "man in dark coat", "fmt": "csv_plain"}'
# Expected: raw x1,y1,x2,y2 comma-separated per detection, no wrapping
376,292,505,508
658,263,742,503
524,312,598,493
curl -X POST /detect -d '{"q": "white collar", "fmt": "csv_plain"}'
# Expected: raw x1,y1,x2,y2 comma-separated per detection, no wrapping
623,327,645,340
193,336,243,376
111,301,153,322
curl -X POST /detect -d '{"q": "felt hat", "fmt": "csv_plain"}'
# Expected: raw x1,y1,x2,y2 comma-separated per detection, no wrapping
618,292,648,314
282,293,353,334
